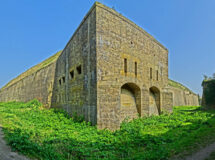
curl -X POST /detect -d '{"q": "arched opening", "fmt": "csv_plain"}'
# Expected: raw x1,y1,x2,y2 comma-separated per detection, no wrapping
149,87,161,116
120,83,141,122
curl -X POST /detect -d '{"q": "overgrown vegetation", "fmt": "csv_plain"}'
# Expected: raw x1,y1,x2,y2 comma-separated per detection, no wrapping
202,79,215,107
1,100,215,160
203,73,215,82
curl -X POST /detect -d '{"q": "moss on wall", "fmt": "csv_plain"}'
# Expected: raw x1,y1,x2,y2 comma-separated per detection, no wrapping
202,79,215,108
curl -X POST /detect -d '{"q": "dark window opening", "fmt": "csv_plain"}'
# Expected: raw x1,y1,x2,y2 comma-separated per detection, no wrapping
124,58,127,74
156,70,159,81
135,62,137,77
150,68,152,80
70,70,74,79
77,65,82,74
62,76,65,83
59,79,62,85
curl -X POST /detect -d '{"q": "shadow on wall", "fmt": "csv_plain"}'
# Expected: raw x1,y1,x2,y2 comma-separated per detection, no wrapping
120,83,164,123
120,83,141,123
202,79,215,109
149,86,161,116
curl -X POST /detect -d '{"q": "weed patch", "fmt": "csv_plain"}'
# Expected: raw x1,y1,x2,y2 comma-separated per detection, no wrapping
0,100,215,159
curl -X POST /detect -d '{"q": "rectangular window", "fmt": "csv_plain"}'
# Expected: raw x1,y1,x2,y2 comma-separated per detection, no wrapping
62,76,65,83
70,70,74,79
150,68,152,80
59,79,62,85
135,62,137,77
77,65,82,74
124,58,127,74
156,70,158,81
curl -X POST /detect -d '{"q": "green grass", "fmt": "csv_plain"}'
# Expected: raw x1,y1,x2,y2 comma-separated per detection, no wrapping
203,78,215,83
1,100,215,160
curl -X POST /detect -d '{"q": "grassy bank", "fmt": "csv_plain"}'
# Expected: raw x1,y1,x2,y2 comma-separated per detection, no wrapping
0,100,215,160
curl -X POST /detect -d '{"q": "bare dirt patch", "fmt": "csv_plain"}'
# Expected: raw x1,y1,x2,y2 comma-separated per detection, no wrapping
183,142,215,160
0,125,30,160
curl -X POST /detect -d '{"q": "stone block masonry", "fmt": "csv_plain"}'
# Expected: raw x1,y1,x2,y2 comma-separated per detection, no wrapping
0,52,60,107
95,3,172,130
167,80,199,106
0,2,199,130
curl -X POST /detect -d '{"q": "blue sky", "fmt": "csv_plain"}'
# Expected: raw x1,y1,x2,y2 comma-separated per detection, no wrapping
0,0,214,95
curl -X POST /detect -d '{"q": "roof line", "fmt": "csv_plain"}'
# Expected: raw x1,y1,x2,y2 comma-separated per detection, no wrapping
95,2,168,51
59,2,98,56
60,1,168,57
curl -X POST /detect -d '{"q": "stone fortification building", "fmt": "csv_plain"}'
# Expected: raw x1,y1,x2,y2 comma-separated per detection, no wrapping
0,2,198,130
167,80,199,106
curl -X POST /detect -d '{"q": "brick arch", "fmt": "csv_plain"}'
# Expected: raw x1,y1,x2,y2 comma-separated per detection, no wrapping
149,86,161,115
120,83,141,122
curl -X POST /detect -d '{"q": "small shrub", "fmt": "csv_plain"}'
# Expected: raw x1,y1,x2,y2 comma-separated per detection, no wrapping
72,112,85,123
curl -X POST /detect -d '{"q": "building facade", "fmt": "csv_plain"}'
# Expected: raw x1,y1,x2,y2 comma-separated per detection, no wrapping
51,2,173,130
0,2,174,130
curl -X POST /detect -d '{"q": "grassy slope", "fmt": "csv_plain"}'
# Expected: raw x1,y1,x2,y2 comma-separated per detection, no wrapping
0,101,215,160
1,51,62,91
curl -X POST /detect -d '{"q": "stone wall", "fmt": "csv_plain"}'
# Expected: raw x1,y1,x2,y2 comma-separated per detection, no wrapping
0,62,56,107
167,80,199,106
51,5,97,125
0,2,175,130
95,3,172,130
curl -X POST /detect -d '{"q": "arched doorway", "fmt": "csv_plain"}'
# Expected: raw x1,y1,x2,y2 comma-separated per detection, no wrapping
149,87,161,116
120,83,141,122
